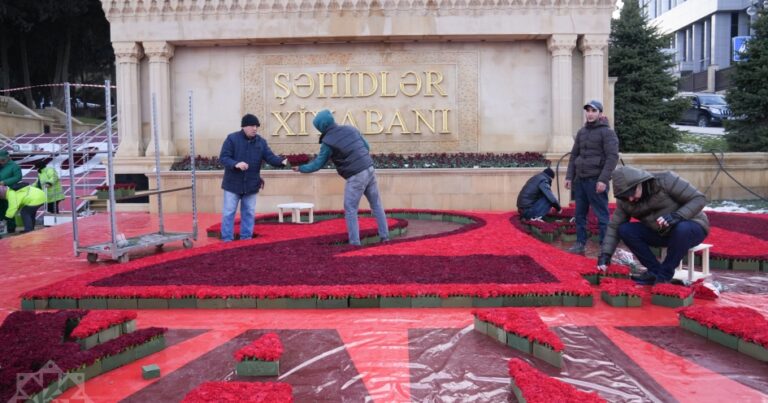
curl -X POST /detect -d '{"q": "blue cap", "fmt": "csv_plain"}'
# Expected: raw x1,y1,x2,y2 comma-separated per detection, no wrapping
584,100,603,112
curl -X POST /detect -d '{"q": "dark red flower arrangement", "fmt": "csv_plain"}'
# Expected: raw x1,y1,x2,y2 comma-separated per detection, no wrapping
233,333,283,362
181,381,293,403
507,358,605,403
0,311,166,402
473,308,564,351
677,306,768,347
599,278,643,297
70,310,137,339
650,284,694,299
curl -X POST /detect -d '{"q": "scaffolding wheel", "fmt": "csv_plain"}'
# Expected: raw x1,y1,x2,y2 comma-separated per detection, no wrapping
118,254,130,263
87,253,98,263
182,239,193,249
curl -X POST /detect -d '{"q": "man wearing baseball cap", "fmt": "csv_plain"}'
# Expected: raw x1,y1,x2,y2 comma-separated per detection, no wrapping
564,100,619,255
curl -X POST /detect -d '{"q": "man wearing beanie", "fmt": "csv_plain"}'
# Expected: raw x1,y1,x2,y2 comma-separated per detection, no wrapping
564,100,619,254
293,109,389,245
219,113,288,242
0,150,22,234
516,167,561,220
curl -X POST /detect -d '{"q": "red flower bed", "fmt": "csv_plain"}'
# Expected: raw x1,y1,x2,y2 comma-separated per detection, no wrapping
23,211,599,301
599,278,642,297
70,310,137,339
650,284,694,299
182,381,293,403
234,333,283,362
677,306,768,347
473,308,564,351
508,358,604,403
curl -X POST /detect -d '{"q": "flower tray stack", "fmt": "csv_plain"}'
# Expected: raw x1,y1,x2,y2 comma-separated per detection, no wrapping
473,308,565,367
678,306,768,362
524,219,559,242
581,265,631,285
599,278,642,307
71,310,138,350
650,284,694,308
234,333,284,376
182,381,293,403
508,359,605,403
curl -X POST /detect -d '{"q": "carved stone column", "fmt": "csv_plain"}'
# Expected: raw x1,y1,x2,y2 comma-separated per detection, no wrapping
579,34,608,107
547,34,577,153
143,41,175,156
113,42,144,157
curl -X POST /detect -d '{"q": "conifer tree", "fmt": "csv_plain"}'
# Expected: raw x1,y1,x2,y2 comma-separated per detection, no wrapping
608,1,688,153
724,10,768,151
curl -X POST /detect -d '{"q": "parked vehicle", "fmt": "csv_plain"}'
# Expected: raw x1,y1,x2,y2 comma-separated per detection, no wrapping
677,92,731,127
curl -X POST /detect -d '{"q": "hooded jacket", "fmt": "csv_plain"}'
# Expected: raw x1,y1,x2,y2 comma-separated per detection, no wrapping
566,118,619,185
516,171,559,210
601,166,709,256
0,159,22,187
310,110,373,179
35,167,65,202
3,185,46,219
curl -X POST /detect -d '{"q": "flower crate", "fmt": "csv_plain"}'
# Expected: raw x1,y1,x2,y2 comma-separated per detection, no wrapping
380,296,411,308
731,259,760,271
317,297,349,309
533,342,563,368
738,339,768,362
182,381,293,402
651,284,694,308
411,296,442,308
236,360,280,376
599,278,642,308
234,333,283,377
169,298,198,309
678,306,768,361
508,359,605,402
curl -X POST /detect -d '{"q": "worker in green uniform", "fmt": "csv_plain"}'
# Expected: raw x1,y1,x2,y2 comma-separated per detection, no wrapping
0,150,22,233
34,160,65,214
0,184,46,233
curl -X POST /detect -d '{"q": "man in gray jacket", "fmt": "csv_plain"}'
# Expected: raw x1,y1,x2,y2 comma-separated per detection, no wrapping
596,166,709,285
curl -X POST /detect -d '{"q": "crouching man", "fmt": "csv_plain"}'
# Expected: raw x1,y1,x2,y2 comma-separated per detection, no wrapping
596,166,709,285
0,184,46,233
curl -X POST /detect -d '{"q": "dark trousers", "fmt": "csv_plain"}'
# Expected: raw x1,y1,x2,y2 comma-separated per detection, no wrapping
618,221,707,282
20,205,42,232
572,178,610,244
0,199,14,232
46,200,60,214
520,197,553,219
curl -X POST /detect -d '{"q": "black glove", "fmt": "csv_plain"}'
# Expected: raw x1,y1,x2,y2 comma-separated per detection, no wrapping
661,212,683,227
597,253,612,267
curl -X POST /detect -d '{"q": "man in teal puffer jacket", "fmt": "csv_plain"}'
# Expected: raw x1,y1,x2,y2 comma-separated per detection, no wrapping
0,150,22,233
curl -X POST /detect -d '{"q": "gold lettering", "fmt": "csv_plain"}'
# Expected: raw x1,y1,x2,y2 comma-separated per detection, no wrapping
425,71,447,97
271,111,295,136
296,106,311,135
399,71,421,97
357,71,378,97
364,109,385,134
386,110,410,134
341,110,360,129
274,73,291,105
380,72,397,97
317,72,339,98
413,109,436,134
342,68,353,97
440,109,450,133
292,73,315,98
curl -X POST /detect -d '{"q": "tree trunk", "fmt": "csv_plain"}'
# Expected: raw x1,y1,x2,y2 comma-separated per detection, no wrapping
19,37,35,109
0,33,10,91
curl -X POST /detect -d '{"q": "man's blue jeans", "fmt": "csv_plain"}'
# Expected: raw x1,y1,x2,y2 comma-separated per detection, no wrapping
573,178,609,245
221,190,257,242
520,197,552,219
618,221,706,282
344,166,389,245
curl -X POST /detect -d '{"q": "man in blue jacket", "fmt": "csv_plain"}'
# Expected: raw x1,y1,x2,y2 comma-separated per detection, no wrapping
293,109,389,245
219,114,287,242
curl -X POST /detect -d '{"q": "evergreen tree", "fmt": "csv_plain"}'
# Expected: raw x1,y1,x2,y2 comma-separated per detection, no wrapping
608,1,688,153
724,10,768,152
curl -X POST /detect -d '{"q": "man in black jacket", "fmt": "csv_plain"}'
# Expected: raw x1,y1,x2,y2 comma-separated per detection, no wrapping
565,100,619,254
516,167,561,220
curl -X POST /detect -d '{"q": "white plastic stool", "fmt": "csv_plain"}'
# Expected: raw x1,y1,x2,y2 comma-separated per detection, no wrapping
277,202,314,224
662,243,713,282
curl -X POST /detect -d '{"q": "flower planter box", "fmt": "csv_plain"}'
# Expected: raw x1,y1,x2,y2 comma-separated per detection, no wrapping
133,336,166,359
227,297,258,308
679,316,709,338
34,299,49,310
563,295,579,307
78,333,100,350
577,295,594,307
101,350,133,372
651,294,694,308
472,297,503,307
122,319,137,334
487,324,507,344
98,325,122,344
317,297,348,309
732,260,760,271
96,190,109,199
284,297,316,309
79,298,108,309
49,298,78,309
380,297,411,308
168,298,197,309
411,296,442,308
533,342,563,368
137,298,169,309
142,364,161,379
510,381,526,403
710,258,730,270
236,359,280,377
81,361,102,381
473,317,488,334
559,233,578,242
536,232,556,242
441,296,472,307
601,292,641,308
506,332,532,354
349,297,380,308
21,299,34,310
708,327,739,350
107,298,138,310
197,298,228,309
737,339,768,362
582,274,599,285
502,296,526,307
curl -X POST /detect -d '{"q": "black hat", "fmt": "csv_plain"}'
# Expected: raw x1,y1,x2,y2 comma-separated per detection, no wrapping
241,113,260,127
543,167,555,178
614,185,637,200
